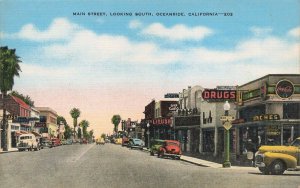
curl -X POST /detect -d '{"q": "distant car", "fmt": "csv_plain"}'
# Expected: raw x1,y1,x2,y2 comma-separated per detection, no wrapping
81,139,88,144
122,137,129,147
128,138,144,150
157,140,182,160
51,138,61,147
96,138,105,145
40,137,52,149
65,139,73,145
149,139,165,156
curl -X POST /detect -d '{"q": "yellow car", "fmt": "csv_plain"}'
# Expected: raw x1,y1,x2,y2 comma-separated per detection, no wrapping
96,138,105,145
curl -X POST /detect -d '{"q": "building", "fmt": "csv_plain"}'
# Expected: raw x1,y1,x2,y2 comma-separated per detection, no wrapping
0,95,32,150
143,99,179,144
35,107,58,139
233,74,300,159
175,85,236,155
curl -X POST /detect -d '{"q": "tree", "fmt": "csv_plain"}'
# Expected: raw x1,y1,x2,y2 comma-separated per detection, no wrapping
111,115,121,134
101,133,106,140
70,108,80,138
64,124,72,139
77,127,82,139
79,120,89,139
0,46,21,151
10,90,34,107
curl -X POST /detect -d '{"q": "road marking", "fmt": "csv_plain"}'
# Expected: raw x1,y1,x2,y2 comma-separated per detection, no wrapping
70,144,95,162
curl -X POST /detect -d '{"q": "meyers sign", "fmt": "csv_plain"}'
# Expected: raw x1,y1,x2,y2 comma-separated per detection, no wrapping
276,80,294,99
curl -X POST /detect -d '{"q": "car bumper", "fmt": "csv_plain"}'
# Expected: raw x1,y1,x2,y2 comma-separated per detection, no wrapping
163,153,181,158
255,162,266,168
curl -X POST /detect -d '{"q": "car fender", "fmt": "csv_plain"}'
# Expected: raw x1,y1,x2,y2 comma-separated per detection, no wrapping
264,152,297,168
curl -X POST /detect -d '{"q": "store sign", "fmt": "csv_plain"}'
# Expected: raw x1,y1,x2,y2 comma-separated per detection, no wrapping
169,104,179,111
34,122,47,128
253,114,280,121
150,118,172,126
266,125,280,136
216,86,237,90
164,93,179,98
202,89,236,101
276,80,294,99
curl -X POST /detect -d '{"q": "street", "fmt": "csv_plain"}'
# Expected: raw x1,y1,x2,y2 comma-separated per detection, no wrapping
0,144,300,188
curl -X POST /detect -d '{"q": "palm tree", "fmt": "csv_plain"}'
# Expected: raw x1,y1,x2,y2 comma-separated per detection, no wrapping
0,46,21,151
111,115,121,134
70,108,80,138
79,120,89,139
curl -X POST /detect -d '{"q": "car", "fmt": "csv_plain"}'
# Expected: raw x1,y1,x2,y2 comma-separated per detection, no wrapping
122,136,129,147
17,133,40,151
40,137,52,149
149,139,165,156
128,138,144,150
65,139,73,145
51,138,61,147
255,137,300,175
81,139,88,144
61,139,67,145
157,140,182,160
96,138,105,145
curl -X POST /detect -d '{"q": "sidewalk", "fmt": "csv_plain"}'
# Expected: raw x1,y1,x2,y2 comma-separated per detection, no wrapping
0,148,18,154
143,148,256,171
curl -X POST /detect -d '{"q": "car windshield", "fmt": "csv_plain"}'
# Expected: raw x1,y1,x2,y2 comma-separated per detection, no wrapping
166,142,179,146
133,139,141,144
20,136,31,140
291,139,300,147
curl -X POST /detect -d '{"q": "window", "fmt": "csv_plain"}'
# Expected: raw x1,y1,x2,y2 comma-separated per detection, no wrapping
283,103,300,119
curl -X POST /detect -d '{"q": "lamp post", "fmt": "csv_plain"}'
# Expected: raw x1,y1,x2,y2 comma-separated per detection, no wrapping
147,122,150,149
223,101,231,168
132,122,136,138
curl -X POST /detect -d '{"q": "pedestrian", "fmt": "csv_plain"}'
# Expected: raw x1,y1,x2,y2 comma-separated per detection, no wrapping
246,139,256,167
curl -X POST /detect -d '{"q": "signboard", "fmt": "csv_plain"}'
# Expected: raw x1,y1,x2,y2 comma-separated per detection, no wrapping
253,114,280,121
223,121,232,130
220,116,235,122
150,118,172,125
216,86,237,90
276,80,294,99
202,89,236,102
35,122,47,128
164,93,179,98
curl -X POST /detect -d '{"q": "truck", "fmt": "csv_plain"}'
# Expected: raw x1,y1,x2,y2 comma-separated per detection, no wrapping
255,137,300,175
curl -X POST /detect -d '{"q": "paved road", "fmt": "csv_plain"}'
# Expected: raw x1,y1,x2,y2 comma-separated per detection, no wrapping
0,144,300,188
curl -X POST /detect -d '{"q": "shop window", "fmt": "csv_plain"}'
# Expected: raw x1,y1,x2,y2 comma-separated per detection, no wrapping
283,103,300,119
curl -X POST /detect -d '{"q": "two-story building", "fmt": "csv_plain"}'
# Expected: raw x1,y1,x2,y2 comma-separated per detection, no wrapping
35,107,58,139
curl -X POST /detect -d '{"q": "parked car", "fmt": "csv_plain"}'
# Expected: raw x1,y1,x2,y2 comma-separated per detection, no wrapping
157,140,182,159
122,136,129,147
255,137,300,175
81,139,88,144
40,137,52,149
96,138,105,145
65,139,73,145
149,139,165,156
128,138,144,150
17,133,40,151
51,138,61,147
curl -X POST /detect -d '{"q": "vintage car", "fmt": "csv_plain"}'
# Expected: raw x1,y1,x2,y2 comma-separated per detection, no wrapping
17,133,40,151
128,138,144,150
96,138,105,145
51,138,61,147
157,140,182,159
255,137,300,175
149,139,165,156
40,137,52,149
122,136,129,147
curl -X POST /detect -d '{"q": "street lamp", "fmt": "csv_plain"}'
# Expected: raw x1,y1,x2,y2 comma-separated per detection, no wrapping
132,122,136,138
147,123,150,149
223,100,231,168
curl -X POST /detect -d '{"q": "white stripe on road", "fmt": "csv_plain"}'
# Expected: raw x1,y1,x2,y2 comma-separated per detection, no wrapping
70,144,95,162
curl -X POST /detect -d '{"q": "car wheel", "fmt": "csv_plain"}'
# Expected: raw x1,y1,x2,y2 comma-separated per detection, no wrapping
150,151,154,156
270,160,285,175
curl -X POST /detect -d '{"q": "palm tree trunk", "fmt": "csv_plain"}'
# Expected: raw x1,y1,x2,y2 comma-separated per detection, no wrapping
2,92,8,151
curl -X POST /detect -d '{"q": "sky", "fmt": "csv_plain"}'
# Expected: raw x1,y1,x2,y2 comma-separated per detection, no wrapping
0,0,299,137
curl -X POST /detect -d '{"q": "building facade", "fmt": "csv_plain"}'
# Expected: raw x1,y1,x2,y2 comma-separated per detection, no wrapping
233,74,300,159
36,107,58,138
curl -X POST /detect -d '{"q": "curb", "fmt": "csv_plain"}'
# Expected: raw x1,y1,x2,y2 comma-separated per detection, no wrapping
180,158,209,167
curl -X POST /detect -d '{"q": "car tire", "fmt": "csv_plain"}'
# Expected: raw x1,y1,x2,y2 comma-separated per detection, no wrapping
150,151,154,156
270,160,285,175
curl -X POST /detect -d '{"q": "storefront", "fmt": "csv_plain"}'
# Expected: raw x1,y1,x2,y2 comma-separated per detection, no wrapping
235,74,300,157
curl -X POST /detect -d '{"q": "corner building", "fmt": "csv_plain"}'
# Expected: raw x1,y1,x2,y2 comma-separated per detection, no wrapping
234,74,300,159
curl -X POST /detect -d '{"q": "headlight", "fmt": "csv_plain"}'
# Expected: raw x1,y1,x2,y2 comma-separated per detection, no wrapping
255,153,264,163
